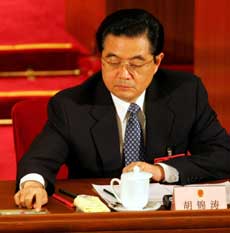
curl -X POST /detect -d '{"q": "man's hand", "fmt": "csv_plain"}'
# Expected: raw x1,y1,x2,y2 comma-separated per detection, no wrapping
123,162,165,182
14,181,48,211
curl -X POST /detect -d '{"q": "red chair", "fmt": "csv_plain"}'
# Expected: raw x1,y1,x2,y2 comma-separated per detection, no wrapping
11,98,68,179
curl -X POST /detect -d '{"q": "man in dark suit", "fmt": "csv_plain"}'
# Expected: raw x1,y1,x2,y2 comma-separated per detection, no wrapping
14,9,230,210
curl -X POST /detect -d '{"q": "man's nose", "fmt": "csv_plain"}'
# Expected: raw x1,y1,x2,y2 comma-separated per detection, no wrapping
118,65,131,79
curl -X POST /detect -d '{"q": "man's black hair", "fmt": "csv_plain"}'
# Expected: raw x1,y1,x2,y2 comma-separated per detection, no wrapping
96,8,164,56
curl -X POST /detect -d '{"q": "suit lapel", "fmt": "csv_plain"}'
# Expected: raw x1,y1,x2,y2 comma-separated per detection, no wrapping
145,74,175,162
89,81,122,172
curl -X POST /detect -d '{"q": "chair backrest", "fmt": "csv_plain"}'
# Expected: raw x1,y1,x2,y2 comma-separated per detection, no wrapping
12,98,68,179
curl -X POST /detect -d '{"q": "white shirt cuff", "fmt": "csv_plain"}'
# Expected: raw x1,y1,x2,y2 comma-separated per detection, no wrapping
157,163,179,183
19,173,45,189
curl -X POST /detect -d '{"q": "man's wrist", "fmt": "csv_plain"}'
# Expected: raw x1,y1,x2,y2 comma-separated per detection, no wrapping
22,180,44,189
153,164,165,181
157,163,179,183
19,173,45,189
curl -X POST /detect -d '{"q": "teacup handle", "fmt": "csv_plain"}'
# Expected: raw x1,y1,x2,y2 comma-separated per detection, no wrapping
110,178,122,203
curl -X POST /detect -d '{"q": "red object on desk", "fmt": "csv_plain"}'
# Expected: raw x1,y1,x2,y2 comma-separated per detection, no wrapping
52,193,74,208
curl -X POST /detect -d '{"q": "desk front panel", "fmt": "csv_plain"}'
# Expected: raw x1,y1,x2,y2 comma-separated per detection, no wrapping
1,179,230,233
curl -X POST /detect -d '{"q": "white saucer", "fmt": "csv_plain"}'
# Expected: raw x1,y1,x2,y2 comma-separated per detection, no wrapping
108,201,161,212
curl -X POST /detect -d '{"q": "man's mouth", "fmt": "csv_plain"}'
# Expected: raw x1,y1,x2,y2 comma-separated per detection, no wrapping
115,85,134,91
115,82,134,89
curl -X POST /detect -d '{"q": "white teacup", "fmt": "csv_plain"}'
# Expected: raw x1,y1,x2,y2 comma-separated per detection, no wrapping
110,166,152,210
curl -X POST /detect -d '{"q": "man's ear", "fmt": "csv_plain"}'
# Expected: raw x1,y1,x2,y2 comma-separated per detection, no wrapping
155,52,164,67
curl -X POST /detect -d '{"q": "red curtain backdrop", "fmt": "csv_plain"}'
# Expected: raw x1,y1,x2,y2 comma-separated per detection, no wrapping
194,0,230,131
0,0,76,44
66,0,106,53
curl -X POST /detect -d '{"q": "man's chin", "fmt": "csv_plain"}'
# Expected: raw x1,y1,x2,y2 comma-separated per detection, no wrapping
113,92,137,103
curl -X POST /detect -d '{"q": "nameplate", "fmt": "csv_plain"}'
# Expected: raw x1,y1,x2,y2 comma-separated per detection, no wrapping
173,186,227,210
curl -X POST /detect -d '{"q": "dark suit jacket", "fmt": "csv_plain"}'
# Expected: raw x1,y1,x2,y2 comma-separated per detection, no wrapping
17,69,230,194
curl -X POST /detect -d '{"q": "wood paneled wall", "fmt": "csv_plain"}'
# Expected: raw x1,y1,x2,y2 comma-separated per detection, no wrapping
65,0,106,53
194,0,230,131
106,0,194,65
66,0,194,65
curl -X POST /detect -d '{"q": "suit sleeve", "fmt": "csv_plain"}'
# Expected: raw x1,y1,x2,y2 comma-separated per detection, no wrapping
164,78,230,184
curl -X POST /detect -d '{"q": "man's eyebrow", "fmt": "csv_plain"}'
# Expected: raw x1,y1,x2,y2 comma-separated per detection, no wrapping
129,55,146,61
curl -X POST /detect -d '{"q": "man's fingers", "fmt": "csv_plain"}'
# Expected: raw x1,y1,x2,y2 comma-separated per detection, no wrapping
122,162,164,182
15,190,28,208
122,162,143,173
14,191,22,207
33,191,48,211
14,185,48,210
33,194,42,211
17,189,34,208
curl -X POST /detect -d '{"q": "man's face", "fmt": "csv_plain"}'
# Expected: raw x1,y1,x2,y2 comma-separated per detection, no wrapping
101,34,164,103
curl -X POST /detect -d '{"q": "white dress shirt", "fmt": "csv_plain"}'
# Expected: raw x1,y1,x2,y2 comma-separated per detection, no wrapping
20,91,179,188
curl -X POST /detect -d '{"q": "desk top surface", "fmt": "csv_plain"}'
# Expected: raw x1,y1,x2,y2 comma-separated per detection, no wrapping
1,179,230,233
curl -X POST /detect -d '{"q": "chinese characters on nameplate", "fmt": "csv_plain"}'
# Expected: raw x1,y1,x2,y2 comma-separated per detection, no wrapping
173,186,227,210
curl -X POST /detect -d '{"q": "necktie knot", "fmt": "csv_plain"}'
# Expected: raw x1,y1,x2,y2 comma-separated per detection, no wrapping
128,103,140,115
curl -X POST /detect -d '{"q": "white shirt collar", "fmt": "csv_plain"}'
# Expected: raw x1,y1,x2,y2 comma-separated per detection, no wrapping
111,91,145,122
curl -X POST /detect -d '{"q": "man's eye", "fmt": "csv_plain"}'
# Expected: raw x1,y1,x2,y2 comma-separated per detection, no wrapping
129,63,143,68
108,60,120,65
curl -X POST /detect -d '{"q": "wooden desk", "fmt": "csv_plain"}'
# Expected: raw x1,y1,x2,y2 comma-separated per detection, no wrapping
1,179,230,233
